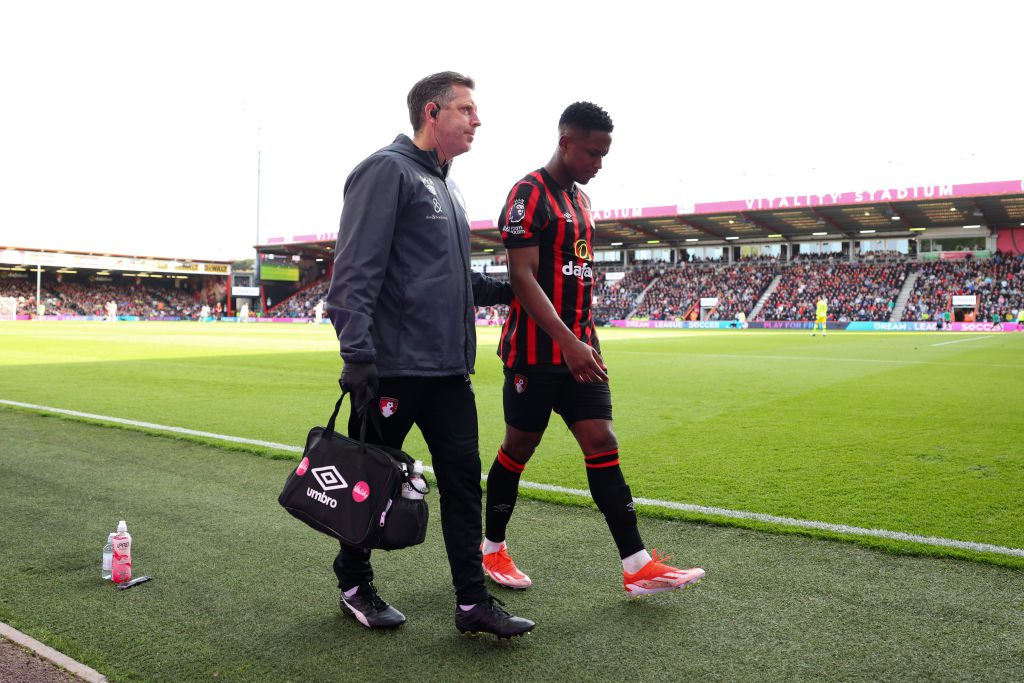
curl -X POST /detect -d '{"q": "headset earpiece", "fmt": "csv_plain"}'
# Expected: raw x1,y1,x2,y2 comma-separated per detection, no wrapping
429,103,440,119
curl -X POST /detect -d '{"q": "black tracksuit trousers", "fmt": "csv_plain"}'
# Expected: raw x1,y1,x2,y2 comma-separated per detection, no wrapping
333,374,489,605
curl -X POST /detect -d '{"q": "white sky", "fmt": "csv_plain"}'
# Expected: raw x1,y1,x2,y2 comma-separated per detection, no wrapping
1,0,1020,261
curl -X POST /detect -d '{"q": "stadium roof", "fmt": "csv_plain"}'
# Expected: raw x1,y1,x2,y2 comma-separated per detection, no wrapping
258,179,1024,257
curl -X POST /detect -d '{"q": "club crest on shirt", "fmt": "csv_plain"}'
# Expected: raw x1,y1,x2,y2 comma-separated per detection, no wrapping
513,375,527,394
419,175,438,196
380,397,399,418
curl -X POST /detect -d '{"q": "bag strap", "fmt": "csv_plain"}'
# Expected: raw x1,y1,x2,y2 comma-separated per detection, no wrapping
324,385,387,447
324,381,416,476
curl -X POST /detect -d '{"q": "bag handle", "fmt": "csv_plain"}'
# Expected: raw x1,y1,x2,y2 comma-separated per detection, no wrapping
324,385,390,453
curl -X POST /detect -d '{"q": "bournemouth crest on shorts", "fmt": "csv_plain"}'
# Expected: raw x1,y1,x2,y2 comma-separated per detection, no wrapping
379,397,399,418
514,375,528,394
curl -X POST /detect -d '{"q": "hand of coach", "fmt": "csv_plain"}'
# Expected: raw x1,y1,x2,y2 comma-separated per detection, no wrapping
340,362,379,412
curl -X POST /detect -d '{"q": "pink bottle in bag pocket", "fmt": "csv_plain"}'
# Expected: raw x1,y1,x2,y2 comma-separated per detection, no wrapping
111,520,132,584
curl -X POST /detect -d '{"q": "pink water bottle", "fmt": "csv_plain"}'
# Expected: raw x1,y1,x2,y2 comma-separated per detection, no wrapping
111,520,132,584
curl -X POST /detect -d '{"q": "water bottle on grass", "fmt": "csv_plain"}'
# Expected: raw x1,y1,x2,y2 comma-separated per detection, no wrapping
111,520,132,584
102,532,114,580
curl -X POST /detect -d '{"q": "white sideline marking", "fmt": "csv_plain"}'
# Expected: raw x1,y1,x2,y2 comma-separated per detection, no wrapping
0,621,107,683
0,399,303,453
3,399,1023,559
931,335,995,347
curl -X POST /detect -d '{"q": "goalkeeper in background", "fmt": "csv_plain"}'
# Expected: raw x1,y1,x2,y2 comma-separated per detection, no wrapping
812,296,828,337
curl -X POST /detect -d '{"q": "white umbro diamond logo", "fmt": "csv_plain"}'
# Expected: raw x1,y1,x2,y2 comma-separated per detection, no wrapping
311,466,349,491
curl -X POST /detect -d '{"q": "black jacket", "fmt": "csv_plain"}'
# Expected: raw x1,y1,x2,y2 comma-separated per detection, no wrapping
327,134,511,376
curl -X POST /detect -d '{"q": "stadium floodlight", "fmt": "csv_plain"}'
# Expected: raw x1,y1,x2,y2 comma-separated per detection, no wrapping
610,242,622,246
725,236,739,241
646,240,661,244
909,227,927,232
812,231,827,236
891,216,900,221
685,238,699,242
860,230,876,234
962,225,981,229
768,234,783,238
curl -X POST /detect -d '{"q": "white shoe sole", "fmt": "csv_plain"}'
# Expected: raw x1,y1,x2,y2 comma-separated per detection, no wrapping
625,569,705,596
483,568,532,590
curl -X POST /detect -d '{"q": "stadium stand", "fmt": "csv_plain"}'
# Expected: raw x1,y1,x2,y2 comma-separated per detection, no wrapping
5,253,1021,326
0,276,206,319
268,278,329,318
626,262,778,322
756,260,908,322
592,265,662,325
902,252,1024,322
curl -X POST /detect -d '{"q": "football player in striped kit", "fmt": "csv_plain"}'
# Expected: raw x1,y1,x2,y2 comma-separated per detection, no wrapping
483,102,705,597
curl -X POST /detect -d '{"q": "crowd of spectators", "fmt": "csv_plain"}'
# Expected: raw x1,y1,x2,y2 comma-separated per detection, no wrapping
903,252,1024,322
857,250,909,262
5,253,1023,326
0,277,207,319
592,265,662,324
758,261,908,322
629,262,777,322
269,279,330,318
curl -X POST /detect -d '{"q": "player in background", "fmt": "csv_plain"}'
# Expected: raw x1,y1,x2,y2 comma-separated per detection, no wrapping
313,299,325,325
238,303,250,323
482,102,705,597
1016,308,1023,331
811,296,828,337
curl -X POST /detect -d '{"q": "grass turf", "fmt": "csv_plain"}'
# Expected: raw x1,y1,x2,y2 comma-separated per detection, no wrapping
0,409,1022,682
1,322,1022,565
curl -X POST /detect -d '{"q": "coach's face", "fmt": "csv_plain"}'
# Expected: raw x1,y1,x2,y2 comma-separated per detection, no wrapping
434,85,481,161
562,128,611,185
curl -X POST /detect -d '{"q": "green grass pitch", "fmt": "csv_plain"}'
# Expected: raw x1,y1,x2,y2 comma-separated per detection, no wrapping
1,322,1022,681
1,321,1022,564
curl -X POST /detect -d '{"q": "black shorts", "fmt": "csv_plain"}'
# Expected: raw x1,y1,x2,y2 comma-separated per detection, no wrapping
502,368,612,433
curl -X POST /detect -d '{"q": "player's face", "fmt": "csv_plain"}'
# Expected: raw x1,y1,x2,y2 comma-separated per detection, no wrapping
434,85,481,160
562,128,612,185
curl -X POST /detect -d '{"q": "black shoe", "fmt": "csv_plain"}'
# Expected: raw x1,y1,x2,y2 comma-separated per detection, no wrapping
340,582,406,629
455,595,535,638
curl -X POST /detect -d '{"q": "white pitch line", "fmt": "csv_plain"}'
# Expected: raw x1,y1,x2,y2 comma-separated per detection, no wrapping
931,335,996,347
3,399,1023,559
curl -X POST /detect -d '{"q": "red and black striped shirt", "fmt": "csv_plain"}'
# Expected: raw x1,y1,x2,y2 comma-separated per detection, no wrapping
497,167,599,369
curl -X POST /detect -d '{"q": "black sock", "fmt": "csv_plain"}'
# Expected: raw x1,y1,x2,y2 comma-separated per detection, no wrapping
585,450,643,559
484,447,523,544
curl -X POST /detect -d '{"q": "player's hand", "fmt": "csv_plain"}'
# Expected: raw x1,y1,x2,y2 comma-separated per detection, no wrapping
562,340,608,384
340,362,379,412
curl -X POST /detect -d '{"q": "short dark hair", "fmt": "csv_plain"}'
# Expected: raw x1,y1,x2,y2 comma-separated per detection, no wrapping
558,102,614,134
407,71,475,131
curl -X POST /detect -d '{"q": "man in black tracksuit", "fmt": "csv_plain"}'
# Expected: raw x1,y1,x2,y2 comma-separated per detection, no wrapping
325,71,534,638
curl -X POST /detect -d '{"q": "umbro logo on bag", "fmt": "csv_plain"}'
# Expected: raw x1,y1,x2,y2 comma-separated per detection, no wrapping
312,465,349,491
